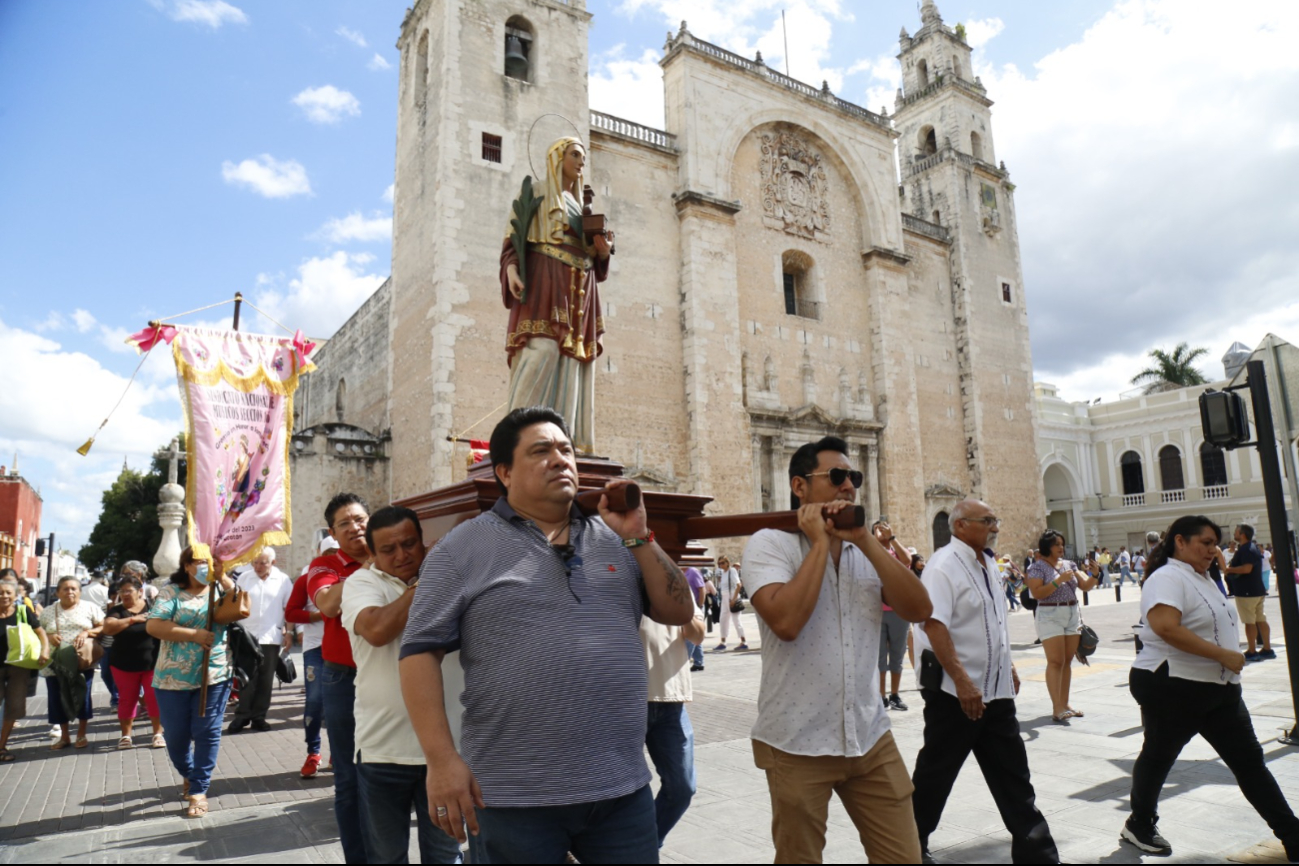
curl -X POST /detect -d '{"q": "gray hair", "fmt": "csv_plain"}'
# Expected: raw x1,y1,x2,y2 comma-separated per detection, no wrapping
948,499,990,531
119,560,149,579
257,547,277,563
1145,531,1161,545
57,575,81,589
0,578,19,593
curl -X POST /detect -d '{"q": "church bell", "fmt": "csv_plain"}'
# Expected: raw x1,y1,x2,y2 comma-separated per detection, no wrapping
505,35,529,80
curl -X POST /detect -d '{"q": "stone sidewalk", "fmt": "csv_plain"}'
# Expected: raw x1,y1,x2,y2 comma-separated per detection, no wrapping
3,592,1299,863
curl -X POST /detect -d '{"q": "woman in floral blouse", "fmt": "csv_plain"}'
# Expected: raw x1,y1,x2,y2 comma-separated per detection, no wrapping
146,546,235,818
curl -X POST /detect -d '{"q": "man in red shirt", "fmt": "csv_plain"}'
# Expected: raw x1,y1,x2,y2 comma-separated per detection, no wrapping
306,493,371,864
285,536,337,778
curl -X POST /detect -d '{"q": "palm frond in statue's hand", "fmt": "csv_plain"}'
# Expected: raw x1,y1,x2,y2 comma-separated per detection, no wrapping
509,176,542,304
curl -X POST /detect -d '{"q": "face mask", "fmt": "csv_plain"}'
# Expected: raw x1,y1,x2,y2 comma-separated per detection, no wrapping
196,564,210,583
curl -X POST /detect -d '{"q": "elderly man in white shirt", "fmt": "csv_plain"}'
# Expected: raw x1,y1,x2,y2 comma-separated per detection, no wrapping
742,436,932,864
911,499,1059,864
228,547,293,734
341,505,464,864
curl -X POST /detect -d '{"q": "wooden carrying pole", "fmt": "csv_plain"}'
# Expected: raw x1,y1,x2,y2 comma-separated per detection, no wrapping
199,560,220,717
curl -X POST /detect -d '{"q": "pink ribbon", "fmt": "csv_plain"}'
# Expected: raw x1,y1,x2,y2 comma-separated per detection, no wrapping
292,329,317,368
126,324,177,353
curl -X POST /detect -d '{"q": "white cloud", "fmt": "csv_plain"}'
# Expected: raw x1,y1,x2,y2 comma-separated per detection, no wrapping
312,212,393,244
0,318,183,549
368,53,392,71
336,26,367,48
221,154,312,198
381,183,394,203
616,0,852,100
165,0,247,28
291,85,361,124
72,309,96,333
846,53,900,118
965,0,1299,397
590,47,667,128
962,17,1005,50
249,252,387,340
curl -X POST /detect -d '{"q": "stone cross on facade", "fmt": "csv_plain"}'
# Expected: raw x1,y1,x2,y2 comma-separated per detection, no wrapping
152,437,186,580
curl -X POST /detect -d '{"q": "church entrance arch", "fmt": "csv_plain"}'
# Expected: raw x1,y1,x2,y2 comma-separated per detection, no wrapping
1043,460,1083,557
932,511,951,551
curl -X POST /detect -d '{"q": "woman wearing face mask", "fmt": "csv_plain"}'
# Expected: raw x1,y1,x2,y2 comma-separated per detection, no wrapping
146,546,235,818
38,575,104,749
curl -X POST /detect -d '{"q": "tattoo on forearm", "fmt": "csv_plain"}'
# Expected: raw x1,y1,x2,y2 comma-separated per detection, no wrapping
655,549,690,606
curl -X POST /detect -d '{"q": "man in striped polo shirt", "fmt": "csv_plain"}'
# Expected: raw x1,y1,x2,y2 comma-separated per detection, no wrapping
400,407,695,864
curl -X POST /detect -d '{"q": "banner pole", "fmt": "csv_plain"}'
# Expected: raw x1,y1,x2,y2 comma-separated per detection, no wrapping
232,292,243,332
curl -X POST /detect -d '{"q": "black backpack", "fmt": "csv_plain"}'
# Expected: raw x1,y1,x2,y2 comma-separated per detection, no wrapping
224,622,264,690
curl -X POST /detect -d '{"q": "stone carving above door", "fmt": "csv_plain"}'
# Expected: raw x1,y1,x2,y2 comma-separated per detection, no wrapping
760,128,831,240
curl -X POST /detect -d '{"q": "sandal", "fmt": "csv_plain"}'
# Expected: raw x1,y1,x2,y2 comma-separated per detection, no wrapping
1051,713,1071,725
185,795,209,818
74,737,90,749
0,748,14,763
117,736,134,750
181,780,190,801
50,738,71,751
151,733,166,749
1065,707,1085,718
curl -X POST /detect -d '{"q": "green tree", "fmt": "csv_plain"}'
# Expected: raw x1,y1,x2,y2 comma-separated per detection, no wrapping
79,434,186,574
1130,343,1210,394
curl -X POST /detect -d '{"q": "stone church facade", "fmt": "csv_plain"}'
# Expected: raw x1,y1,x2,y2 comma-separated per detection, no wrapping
289,0,1045,568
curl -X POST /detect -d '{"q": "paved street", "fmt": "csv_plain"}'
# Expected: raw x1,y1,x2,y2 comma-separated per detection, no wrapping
3,587,1299,863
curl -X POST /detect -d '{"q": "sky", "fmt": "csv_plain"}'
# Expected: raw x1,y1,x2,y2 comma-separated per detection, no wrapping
1,0,1296,556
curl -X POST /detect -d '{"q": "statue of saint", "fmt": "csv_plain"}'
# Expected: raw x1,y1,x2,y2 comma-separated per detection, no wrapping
501,137,613,454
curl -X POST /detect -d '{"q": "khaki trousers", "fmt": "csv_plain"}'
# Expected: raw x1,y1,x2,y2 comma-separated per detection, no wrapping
753,731,921,864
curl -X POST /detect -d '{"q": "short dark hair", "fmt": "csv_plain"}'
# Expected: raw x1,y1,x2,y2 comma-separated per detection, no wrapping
1148,515,1222,577
1237,523,1255,541
787,436,850,508
365,506,423,552
117,575,143,591
1038,530,1065,558
488,406,570,495
325,493,368,528
0,568,16,582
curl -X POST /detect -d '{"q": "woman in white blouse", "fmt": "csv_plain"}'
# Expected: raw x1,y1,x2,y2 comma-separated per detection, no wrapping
1121,515,1299,859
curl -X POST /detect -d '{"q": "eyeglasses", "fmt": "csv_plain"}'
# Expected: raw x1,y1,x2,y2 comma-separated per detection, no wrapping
332,515,367,530
960,516,1003,528
804,468,864,489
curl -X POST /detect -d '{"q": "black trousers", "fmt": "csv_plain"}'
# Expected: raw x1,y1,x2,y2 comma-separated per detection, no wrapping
234,643,280,724
911,689,1059,864
1130,664,1299,851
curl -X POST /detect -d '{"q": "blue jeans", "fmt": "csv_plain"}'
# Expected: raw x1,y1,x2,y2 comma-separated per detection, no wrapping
154,680,232,796
684,640,704,667
470,784,658,864
46,670,94,723
303,647,323,755
1120,566,1132,586
645,702,696,846
357,761,463,864
322,663,367,864
100,648,118,701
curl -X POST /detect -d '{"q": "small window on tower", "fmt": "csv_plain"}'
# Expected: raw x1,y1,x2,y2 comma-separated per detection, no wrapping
482,133,502,163
1002,282,1013,304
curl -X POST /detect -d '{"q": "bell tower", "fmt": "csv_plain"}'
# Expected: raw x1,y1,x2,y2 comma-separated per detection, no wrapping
891,0,1043,518
388,0,594,494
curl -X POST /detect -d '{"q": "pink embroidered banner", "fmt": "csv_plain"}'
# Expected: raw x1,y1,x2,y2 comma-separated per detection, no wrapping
171,326,315,567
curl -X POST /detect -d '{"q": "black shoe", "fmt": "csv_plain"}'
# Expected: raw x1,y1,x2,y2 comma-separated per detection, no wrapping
921,848,937,865
1259,649,1277,660
226,719,249,734
690,664,704,672
1120,816,1171,855
888,693,909,711
251,719,271,732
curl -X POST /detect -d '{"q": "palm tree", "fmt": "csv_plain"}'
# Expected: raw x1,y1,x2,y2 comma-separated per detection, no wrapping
1131,343,1210,394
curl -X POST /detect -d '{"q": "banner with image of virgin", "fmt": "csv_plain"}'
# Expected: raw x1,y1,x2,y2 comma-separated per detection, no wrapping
169,325,316,568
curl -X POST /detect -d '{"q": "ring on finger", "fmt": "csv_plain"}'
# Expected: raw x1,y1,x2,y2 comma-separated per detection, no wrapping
435,806,448,817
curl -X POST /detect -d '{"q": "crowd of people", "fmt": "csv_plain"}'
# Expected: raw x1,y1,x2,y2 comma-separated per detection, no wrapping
1,406,1297,864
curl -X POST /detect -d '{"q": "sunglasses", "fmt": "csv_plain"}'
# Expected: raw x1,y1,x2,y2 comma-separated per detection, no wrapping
804,468,864,489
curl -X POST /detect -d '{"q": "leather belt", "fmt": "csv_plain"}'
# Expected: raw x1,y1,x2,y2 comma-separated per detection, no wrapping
323,661,355,672
1038,600,1078,607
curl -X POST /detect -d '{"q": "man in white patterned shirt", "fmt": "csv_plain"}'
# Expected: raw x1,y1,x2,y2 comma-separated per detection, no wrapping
911,499,1059,864
742,436,931,863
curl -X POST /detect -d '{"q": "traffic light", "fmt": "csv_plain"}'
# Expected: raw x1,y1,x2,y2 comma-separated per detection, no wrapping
1199,389,1250,448
34,538,46,557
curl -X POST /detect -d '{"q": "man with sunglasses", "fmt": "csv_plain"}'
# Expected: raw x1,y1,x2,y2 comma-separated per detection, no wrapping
399,407,694,864
742,436,932,863
911,499,1059,864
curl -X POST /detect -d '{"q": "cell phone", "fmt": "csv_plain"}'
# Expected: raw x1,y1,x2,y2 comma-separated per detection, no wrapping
920,648,944,692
